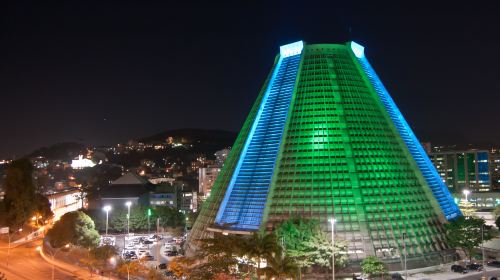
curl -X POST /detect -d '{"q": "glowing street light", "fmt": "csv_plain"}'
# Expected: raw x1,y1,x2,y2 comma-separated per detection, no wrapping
329,218,336,280
103,205,112,236
147,208,152,235
463,189,471,201
125,201,132,234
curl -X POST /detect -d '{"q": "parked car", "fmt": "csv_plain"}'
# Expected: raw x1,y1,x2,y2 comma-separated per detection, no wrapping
150,234,163,241
143,240,153,245
123,250,136,259
488,260,500,268
138,250,148,257
466,263,483,271
451,264,468,274
141,255,154,261
167,251,179,257
158,263,168,269
391,273,404,280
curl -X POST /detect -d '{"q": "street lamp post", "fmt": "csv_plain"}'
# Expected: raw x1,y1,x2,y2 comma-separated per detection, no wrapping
463,189,471,201
482,224,486,280
6,228,22,267
38,243,70,280
147,215,150,235
402,233,408,280
125,201,132,234
330,218,336,280
103,205,112,236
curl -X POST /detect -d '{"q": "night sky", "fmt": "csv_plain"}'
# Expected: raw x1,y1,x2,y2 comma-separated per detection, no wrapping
1,1,499,158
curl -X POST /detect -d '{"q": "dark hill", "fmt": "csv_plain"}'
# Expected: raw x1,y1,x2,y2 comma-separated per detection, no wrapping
28,142,86,161
139,128,237,147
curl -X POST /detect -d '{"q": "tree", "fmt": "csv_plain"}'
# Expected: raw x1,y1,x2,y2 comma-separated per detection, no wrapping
493,205,500,220
263,250,299,280
46,211,100,249
167,257,191,278
153,206,186,228
181,233,247,279
109,208,128,232
444,216,493,261
276,217,348,273
129,206,151,231
90,245,117,260
361,256,388,278
34,193,54,222
246,232,279,278
301,230,349,270
86,245,118,273
3,158,37,227
116,260,145,279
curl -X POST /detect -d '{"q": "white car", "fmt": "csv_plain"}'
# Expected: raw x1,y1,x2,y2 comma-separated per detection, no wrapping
147,235,158,242
138,250,148,257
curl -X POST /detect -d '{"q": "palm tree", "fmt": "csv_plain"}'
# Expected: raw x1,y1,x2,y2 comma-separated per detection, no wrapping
246,232,280,279
264,251,298,280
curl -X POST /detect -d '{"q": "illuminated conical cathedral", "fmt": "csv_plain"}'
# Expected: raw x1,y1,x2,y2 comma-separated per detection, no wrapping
188,41,461,266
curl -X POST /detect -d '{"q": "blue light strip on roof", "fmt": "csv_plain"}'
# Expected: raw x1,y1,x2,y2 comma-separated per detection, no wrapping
351,42,461,220
215,42,303,230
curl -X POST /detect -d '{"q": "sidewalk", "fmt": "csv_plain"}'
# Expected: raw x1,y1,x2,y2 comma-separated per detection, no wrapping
405,266,500,280
39,246,118,280
0,268,31,280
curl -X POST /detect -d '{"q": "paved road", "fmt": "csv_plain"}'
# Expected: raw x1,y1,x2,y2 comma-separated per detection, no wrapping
0,240,75,280
450,270,500,280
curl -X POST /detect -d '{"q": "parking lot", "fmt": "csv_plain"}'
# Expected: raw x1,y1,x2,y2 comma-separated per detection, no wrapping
101,231,188,270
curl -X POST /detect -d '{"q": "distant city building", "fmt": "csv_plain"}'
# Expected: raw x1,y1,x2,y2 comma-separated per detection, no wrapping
198,167,221,197
96,172,152,209
149,183,177,207
197,148,230,198
429,150,491,192
490,149,500,190
215,148,230,168
45,187,82,220
180,191,197,212
71,155,96,169
150,192,177,207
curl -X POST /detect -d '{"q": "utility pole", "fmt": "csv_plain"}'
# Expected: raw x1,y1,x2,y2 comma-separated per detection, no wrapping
482,224,486,280
147,215,150,235
403,233,408,280
330,218,336,280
